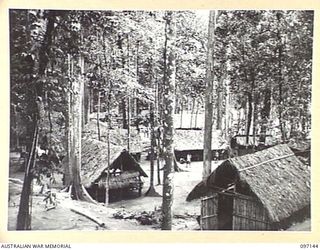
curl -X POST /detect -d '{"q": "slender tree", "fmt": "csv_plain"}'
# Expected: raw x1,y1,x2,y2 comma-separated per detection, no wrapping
161,11,176,230
17,10,56,230
203,10,216,181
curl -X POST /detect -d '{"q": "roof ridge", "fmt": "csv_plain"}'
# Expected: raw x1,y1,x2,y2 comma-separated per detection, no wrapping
238,153,295,172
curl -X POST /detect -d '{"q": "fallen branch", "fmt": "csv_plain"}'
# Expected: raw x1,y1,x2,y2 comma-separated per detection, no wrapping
9,178,23,185
70,206,106,228
81,185,98,204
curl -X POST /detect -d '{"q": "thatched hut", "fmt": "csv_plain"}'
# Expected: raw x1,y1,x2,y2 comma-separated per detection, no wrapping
174,129,229,163
81,138,148,203
189,144,310,230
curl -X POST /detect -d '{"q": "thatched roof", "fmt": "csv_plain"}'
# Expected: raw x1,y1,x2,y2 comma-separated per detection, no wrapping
81,138,147,188
208,144,310,223
83,121,142,153
174,129,228,151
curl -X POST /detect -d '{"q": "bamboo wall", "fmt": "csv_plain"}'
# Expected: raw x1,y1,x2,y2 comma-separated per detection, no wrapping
201,192,270,230
201,193,218,230
232,195,270,230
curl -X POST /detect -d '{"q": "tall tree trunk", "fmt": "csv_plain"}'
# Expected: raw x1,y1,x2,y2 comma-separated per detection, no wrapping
17,123,38,230
127,96,131,151
246,92,253,145
180,100,183,128
147,41,160,195
89,88,93,113
216,87,221,130
122,98,127,129
105,83,111,205
194,100,199,128
216,72,226,130
252,94,258,147
102,35,112,204
154,68,161,186
190,97,195,128
69,55,85,200
161,11,176,230
83,74,90,126
17,10,56,230
203,10,216,181
96,90,101,141
276,11,286,141
146,103,160,196
259,88,271,144
64,54,72,186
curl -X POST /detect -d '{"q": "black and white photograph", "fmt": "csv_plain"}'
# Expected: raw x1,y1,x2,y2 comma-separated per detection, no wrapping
7,9,313,232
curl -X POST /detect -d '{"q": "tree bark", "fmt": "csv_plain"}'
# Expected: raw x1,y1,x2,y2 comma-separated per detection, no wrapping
194,100,199,128
246,92,253,145
97,90,101,141
161,11,176,230
276,11,286,141
190,97,195,129
146,103,160,196
16,124,38,230
127,96,131,151
83,66,90,126
70,55,85,200
216,72,226,130
17,10,56,230
259,88,271,144
122,98,127,129
180,100,183,128
203,10,216,181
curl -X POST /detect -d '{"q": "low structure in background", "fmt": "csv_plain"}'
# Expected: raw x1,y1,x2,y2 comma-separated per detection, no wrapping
174,129,229,164
188,144,310,230
81,138,148,203
229,134,275,157
83,121,143,161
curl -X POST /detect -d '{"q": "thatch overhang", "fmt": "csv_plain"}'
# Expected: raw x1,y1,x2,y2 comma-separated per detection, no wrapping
208,144,310,223
81,138,147,188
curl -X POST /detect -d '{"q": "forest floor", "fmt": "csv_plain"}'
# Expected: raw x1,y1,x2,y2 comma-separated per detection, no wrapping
8,152,210,231
7,149,311,231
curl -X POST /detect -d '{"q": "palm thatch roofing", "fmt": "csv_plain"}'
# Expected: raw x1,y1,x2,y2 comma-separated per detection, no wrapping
174,129,228,151
188,144,310,223
83,121,143,153
81,138,147,188
213,144,310,223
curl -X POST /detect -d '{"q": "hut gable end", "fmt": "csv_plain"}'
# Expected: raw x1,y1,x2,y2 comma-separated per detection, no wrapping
81,138,147,188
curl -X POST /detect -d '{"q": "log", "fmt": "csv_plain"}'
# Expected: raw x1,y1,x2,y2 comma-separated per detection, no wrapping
9,178,23,185
81,184,98,204
70,206,106,228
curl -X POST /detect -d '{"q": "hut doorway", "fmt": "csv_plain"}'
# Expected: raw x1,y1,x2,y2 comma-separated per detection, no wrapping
201,192,270,230
218,193,233,230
